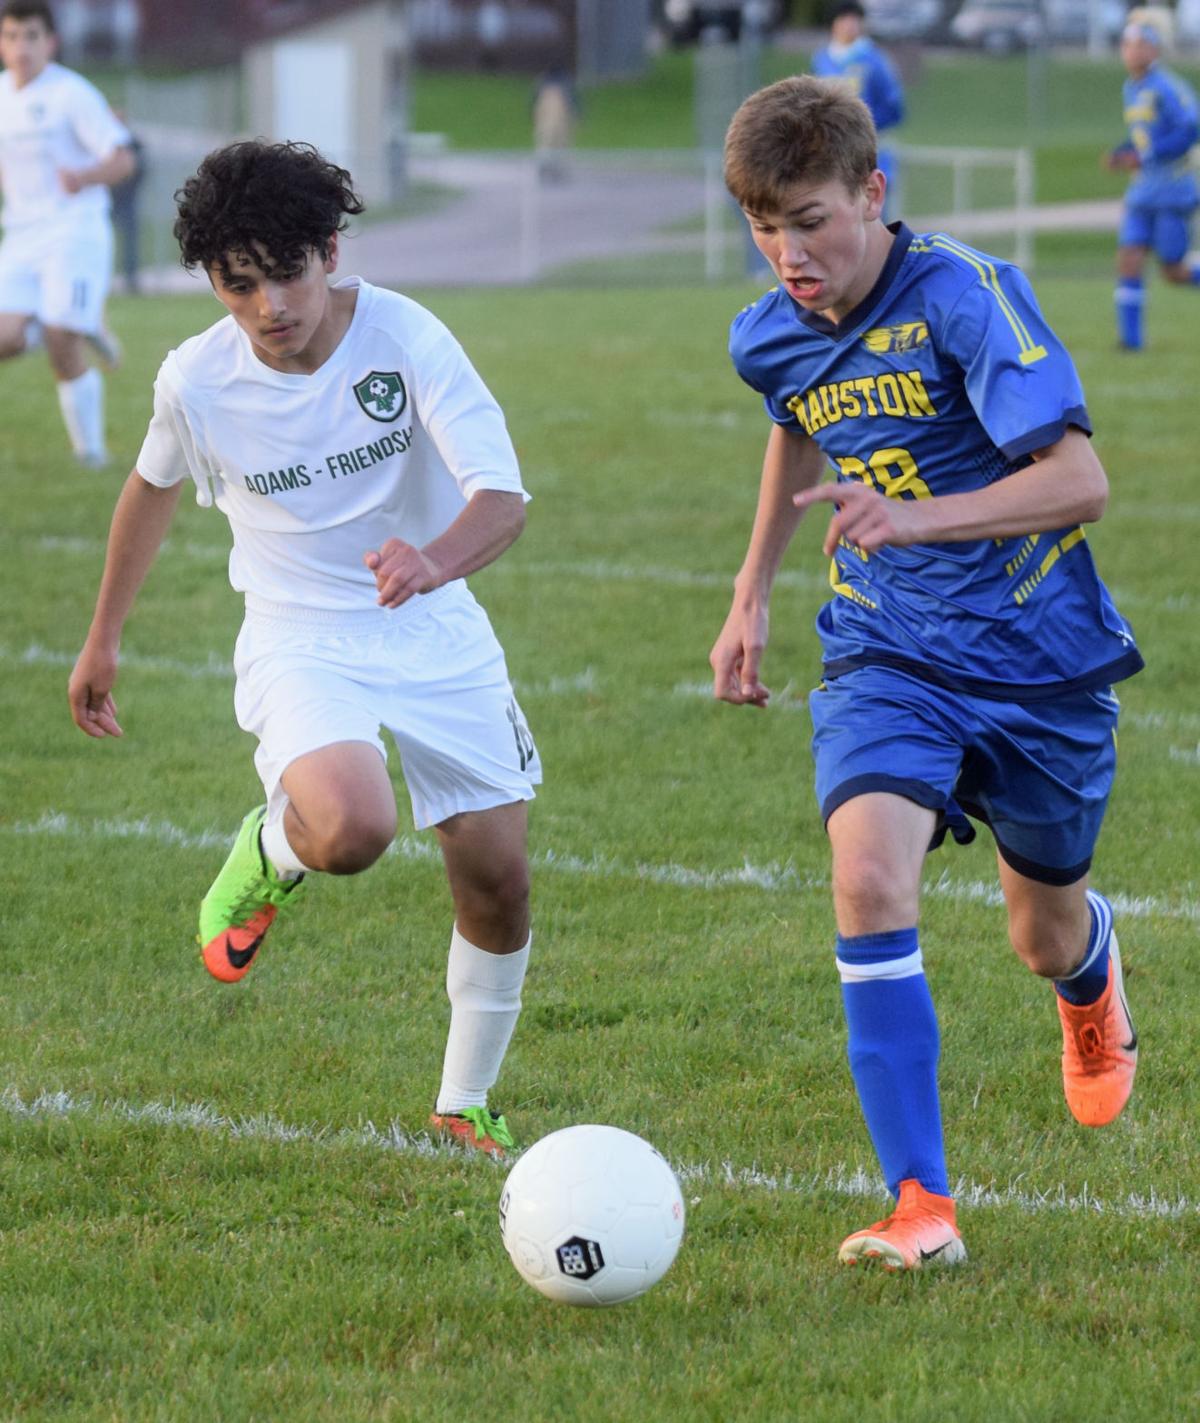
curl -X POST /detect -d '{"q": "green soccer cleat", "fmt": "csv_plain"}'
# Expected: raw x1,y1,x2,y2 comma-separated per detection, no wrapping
430,1106,515,1157
198,805,303,983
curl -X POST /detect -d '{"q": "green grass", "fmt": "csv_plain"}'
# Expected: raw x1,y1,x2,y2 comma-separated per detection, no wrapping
2,282,1199,1420
409,45,1197,205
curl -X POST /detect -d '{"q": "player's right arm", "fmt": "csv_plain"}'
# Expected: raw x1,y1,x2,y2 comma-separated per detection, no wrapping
710,424,825,707
68,472,183,738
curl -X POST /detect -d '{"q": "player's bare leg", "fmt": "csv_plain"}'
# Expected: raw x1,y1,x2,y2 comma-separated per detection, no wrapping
198,741,394,982
430,800,531,1155
0,310,35,359
999,860,1136,1127
274,740,397,875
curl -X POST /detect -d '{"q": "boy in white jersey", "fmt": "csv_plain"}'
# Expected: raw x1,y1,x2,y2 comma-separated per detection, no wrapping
68,140,539,1156
0,1,134,465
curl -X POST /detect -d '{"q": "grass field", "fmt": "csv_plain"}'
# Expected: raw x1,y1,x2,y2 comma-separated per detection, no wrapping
410,43,1192,201
2,278,1199,1421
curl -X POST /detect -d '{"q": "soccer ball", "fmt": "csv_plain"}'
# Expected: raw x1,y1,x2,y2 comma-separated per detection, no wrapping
498,1124,685,1307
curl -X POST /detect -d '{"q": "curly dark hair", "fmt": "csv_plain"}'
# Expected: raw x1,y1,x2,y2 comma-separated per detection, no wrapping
173,140,365,277
1,2,58,31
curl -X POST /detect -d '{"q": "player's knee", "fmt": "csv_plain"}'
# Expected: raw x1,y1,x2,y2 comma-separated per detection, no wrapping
454,857,531,931
831,853,914,929
0,328,26,359
305,804,396,874
1007,917,1078,978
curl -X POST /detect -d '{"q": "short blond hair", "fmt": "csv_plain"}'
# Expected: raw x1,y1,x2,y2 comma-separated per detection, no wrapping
1124,6,1173,52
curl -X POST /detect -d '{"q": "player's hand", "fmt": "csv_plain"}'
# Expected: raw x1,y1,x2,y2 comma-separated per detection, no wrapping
364,538,441,608
58,167,87,194
793,480,924,556
710,601,771,707
68,645,123,738
1104,144,1140,172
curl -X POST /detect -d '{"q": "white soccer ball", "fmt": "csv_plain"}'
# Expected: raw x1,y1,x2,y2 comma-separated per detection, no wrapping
499,1124,685,1307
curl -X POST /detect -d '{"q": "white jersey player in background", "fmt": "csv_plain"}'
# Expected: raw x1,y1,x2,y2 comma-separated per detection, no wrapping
0,1,133,465
68,140,540,1157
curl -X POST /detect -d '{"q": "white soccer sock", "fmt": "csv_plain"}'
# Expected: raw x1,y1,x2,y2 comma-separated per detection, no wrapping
260,804,311,879
435,927,530,1114
56,368,106,459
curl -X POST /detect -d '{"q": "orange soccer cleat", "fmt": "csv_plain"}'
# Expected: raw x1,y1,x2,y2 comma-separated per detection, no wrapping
838,1178,966,1271
430,1106,515,1158
1058,933,1138,1128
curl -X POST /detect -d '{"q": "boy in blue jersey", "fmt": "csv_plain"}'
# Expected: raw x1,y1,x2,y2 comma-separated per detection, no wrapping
1108,8,1200,350
811,2,904,215
710,76,1143,1270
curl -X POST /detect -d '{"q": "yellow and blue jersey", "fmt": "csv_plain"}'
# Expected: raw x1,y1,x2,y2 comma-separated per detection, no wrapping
811,39,904,136
1123,61,1199,210
730,224,1143,699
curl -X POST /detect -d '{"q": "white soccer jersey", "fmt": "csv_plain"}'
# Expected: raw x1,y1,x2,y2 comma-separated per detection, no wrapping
136,277,528,611
0,62,130,233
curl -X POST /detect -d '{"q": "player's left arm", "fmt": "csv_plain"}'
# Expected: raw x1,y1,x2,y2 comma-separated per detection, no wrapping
59,143,136,194
59,87,135,193
1145,74,1200,163
869,50,905,132
364,490,525,609
793,427,1106,556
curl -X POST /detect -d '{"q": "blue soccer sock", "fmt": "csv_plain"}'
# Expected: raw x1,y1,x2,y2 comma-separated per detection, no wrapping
1189,258,1200,285
1054,890,1112,1007
1115,277,1144,349
837,928,949,1200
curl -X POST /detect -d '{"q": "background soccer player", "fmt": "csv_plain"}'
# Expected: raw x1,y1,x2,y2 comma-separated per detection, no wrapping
1108,7,1200,351
68,140,539,1157
811,1,904,218
0,0,134,465
710,77,1143,1270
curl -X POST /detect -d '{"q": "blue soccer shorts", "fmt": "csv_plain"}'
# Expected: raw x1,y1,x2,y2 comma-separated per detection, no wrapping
1119,201,1195,263
809,664,1120,886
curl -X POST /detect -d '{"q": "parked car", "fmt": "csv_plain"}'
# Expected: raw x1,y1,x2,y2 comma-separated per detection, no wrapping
950,0,1125,54
864,0,958,43
659,0,782,44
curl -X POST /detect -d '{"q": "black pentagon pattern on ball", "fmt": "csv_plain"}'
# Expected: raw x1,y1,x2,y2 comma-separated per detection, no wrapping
555,1235,605,1280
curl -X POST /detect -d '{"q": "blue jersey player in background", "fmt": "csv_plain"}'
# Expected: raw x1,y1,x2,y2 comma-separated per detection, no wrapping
1108,7,1200,350
812,2,904,216
710,76,1143,1271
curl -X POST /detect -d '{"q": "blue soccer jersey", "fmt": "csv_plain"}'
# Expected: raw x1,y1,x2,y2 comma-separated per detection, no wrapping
811,39,904,137
730,224,1143,699
1123,61,1199,211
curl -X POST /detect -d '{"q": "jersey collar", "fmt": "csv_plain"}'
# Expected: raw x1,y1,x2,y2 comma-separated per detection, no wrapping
793,220,913,341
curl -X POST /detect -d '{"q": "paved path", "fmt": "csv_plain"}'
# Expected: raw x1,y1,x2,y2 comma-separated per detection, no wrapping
343,152,722,286
137,149,1122,292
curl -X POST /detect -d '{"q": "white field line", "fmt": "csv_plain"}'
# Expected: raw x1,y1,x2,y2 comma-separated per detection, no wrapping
13,637,1198,749
6,811,1200,924
34,533,1198,609
1,1085,1193,1221
3,642,597,700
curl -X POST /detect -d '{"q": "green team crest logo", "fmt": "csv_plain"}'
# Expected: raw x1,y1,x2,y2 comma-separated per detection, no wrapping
353,370,408,422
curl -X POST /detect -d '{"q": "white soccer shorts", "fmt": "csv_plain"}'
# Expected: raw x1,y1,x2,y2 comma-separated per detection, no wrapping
233,581,540,831
0,219,113,334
